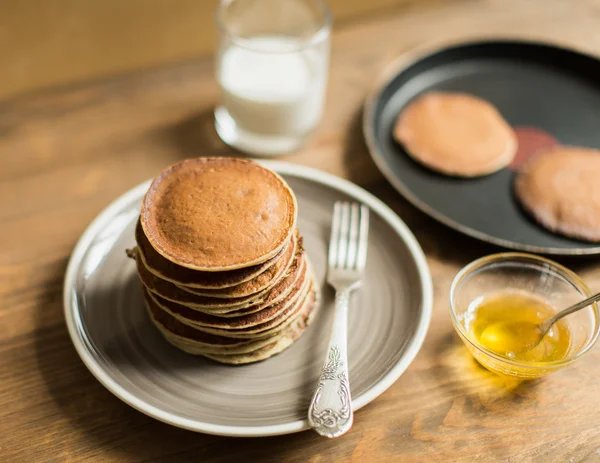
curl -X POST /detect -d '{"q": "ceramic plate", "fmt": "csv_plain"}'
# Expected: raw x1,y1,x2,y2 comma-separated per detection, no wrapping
64,161,432,437
364,40,600,255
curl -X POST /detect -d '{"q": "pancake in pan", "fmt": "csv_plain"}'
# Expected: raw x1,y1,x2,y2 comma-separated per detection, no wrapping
394,92,517,177
514,146,600,242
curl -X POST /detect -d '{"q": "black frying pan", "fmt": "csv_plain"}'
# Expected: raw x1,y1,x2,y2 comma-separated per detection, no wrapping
364,40,600,255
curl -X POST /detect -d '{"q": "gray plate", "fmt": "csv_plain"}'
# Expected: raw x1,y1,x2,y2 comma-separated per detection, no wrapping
63,161,432,437
364,39,600,255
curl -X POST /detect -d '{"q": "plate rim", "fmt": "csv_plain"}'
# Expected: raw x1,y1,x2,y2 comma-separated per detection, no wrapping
363,37,600,256
63,160,433,437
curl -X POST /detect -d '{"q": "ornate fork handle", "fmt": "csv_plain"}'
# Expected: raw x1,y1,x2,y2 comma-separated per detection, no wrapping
308,287,354,438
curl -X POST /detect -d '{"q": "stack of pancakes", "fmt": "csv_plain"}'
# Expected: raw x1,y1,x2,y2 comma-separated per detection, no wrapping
128,158,318,364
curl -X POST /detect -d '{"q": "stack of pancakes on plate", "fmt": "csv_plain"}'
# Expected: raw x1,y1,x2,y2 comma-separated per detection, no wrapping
128,157,318,364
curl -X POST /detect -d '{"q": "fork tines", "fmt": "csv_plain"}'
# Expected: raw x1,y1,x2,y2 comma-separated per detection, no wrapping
328,201,369,272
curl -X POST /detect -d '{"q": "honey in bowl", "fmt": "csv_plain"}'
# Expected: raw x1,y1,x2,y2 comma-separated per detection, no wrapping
465,291,571,363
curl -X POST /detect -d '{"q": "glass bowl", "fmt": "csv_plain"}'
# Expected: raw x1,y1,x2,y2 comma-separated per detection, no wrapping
450,253,600,379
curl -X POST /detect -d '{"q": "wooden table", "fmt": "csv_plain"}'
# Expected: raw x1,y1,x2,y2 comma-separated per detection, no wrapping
3,1,600,461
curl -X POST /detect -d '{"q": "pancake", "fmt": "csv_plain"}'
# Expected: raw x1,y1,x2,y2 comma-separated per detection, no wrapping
152,290,317,361
145,279,315,343
150,270,313,339
175,234,300,298
171,252,306,320
141,157,297,271
197,279,314,340
203,291,317,364
135,243,303,313
150,282,313,339
144,292,256,348
158,325,288,355
394,92,517,177
514,146,600,242
145,256,308,329
137,232,297,301
135,251,273,311
134,220,284,289
145,295,280,354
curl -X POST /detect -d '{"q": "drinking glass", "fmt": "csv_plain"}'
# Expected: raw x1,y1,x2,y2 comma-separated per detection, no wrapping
215,0,332,156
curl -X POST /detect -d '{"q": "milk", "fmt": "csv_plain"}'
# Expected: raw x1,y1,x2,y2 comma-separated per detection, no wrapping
216,36,329,154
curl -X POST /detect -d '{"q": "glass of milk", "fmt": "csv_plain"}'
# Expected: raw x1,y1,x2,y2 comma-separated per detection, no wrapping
215,0,331,156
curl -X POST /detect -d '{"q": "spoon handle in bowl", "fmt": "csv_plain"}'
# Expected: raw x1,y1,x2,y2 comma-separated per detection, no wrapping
542,291,600,333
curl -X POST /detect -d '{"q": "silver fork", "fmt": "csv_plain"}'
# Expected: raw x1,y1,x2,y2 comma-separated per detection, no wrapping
308,201,369,438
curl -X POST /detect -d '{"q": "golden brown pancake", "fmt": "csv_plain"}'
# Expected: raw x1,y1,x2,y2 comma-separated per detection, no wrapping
135,252,272,311
144,293,261,348
135,241,302,313
158,324,288,355
195,280,313,340
137,233,298,301
148,290,317,361
203,292,317,364
134,220,284,289
514,146,600,242
394,92,517,177
144,279,315,342
141,158,297,271
148,270,313,339
173,253,306,320
145,257,308,329
175,234,300,298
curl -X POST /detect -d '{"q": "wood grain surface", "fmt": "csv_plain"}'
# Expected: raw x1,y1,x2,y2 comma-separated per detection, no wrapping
2,1,600,462
0,0,446,100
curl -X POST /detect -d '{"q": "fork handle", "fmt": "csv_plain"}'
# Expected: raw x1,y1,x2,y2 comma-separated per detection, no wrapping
308,287,354,438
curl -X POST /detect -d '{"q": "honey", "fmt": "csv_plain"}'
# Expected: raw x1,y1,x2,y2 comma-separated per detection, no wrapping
465,291,571,362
